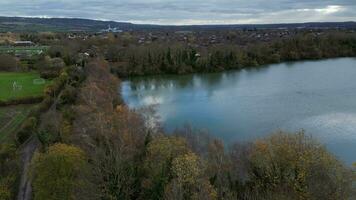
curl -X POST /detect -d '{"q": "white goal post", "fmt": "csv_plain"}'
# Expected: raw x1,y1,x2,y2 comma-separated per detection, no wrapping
33,78,46,85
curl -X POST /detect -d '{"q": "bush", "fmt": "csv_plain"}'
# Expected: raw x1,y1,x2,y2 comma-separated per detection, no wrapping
59,85,77,106
44,72,67,97
37,96,53,114
37,128,60,148
0,96,43,107
40,70,59,79
16,117,37,144
0,182,11,200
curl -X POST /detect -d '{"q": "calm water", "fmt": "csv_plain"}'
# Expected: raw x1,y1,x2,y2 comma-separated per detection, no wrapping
122,58,356,165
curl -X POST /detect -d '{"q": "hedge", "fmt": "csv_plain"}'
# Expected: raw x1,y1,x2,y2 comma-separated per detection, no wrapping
0,96,44,107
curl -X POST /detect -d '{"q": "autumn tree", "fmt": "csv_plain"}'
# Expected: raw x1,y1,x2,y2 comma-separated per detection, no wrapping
206,139,235,199
142,136,189,199
247,131,353,200
70,60,147,199
31,143,91,200
165,152,217,200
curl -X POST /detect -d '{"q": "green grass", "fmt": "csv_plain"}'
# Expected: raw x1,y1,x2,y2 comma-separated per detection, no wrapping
0,46,48,55
0,72,51,101
0,105,35,142
0,46,48,51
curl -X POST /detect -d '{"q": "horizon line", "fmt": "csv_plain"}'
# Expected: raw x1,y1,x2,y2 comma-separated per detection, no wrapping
1,15,355,26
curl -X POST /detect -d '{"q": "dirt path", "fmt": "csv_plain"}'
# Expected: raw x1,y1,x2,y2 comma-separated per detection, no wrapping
17,137,40,200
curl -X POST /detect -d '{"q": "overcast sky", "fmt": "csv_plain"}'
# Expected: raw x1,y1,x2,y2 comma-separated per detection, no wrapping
0,0,355,25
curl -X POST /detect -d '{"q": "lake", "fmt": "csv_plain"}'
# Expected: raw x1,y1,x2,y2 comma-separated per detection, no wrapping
121,58,356,165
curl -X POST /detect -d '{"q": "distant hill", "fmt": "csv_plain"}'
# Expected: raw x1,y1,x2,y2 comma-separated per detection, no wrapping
0,16,355,32
0,17,135,32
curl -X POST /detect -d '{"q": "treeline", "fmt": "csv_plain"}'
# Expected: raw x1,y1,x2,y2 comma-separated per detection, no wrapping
26,60,355,200
31,31,356,78
110,33,356,77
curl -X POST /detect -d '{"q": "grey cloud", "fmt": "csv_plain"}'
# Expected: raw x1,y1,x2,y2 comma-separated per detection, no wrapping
0,0,355,24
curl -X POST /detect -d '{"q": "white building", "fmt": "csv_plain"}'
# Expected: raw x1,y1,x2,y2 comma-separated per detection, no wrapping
100,25,123,33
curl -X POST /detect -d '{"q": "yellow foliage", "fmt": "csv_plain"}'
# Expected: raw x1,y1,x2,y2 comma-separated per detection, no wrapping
254,140,268,154
164,152,217,200
115,105,126,113
143,136,189,192
60,120,72,142
31,143,87,200
192,180,218,200
146,136,188,165
249,131,352,199
172,152,200,185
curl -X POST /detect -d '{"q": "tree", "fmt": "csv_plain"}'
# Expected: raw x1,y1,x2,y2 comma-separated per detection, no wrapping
31,143,90,200
247,131,353,200
165,152,217,200
0,178,12,200
0,54,19,71
142,136,189,199
206,139,235,199
0,143,19,200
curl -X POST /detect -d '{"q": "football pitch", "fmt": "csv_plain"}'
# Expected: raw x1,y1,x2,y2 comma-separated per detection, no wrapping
0,46,48,55
0,72,50,101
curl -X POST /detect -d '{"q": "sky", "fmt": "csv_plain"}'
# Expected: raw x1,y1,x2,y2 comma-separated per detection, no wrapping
0,0,355,25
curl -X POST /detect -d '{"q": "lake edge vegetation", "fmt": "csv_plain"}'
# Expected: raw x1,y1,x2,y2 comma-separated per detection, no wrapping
110,32,356,77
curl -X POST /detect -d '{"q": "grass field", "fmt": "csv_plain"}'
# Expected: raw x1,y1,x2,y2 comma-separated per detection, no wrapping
0,72,51,101
0,46,48,53
0,105,35,142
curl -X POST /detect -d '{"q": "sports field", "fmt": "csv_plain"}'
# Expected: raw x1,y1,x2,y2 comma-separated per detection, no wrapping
0,105,35,142
0,72,50,101
0,46,48,55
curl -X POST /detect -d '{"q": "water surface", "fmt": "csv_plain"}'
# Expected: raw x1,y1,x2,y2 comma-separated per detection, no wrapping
122,58,356,165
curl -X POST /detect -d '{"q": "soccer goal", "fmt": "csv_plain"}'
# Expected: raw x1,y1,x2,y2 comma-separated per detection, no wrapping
33,78,46,85
12,81,22,91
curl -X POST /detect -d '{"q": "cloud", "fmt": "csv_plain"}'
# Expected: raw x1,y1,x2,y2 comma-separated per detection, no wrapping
0,0,355,25
297,5,344,14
